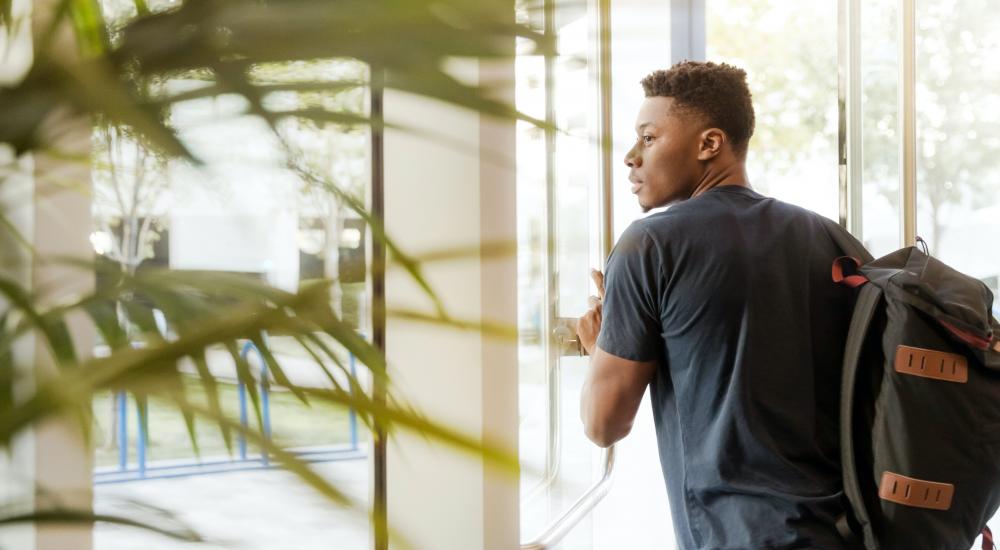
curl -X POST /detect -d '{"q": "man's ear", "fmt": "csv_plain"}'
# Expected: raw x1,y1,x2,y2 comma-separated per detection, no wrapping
697,128,726,161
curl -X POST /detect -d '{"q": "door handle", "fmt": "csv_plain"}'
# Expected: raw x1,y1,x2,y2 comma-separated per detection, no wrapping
552,317,583,357
520,446,616,549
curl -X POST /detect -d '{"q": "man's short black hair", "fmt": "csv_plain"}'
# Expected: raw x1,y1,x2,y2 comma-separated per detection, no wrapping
640,61,755,156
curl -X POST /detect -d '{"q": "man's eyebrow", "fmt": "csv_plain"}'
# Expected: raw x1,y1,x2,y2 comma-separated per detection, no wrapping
635,122,654,133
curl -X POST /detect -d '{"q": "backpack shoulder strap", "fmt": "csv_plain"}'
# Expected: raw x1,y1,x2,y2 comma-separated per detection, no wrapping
841,282,883,550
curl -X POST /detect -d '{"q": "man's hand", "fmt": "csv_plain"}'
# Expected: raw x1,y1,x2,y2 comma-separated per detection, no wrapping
577,269,605,355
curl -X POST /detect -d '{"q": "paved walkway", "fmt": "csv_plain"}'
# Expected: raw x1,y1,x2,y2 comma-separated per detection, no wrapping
95,460,370,550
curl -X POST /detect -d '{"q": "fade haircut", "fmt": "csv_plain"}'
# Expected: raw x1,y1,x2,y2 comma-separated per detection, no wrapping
640,61,755,156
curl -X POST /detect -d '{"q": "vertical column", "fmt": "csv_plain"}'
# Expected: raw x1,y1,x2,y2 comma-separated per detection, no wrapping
382,52,518,550
899,0,917,247
479,52,519,549
30,0,95,542
838,0,864,236
0,0,95,547
29,131,95,550
368,65,388,550
670,0,706,64
0,5,37,546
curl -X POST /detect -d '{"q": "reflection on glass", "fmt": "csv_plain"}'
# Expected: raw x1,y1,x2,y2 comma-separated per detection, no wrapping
707,0,839,220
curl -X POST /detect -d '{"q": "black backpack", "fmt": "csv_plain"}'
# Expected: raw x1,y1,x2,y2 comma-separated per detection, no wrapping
825,222,1000,550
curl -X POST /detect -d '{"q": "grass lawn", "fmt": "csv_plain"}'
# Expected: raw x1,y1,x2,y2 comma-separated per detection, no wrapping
92,376,365,468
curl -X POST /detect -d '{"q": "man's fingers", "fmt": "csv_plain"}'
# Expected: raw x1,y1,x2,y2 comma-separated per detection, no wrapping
591,269,605,300
577,305,602,356
587,295,601,309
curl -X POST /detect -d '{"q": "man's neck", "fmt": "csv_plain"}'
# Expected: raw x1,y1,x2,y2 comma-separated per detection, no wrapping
690,159,750,198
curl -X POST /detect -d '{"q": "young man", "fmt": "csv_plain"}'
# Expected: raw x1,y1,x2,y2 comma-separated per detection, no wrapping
576,61,860,549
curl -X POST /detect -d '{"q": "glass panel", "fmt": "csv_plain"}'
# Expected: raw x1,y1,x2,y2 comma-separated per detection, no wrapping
554,1,599,321
90,59,373,549
860,0,902,257
545,3,600,544
517,1,599,547
515,21,551,542
915,0,1000,310
598,2,675,548
707,0,840,221
609,4,669,240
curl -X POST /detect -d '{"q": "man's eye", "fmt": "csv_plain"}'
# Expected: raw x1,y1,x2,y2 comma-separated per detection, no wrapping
642,135,654,145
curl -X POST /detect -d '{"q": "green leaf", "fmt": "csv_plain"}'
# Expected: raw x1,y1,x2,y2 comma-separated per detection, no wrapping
0,0,11,28
387,309,518,340
190,350,233,454
248,334,307,403
67,0,110,57
0,507,203,542
0,276,77,367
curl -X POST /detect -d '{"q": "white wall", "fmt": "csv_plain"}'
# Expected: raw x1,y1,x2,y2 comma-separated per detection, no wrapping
383,54,519,549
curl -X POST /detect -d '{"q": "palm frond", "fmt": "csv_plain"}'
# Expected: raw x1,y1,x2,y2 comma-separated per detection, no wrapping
1,0,531,543
0,508,203,542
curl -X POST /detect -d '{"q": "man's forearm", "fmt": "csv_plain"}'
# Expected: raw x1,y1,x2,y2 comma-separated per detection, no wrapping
580,347,651,448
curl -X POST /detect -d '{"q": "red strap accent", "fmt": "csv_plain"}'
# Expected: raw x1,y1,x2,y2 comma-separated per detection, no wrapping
940,319,992,350
982,526,994,550
832,256,868,288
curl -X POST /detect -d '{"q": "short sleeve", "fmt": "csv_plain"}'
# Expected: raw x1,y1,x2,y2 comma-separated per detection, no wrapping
596,222,664,362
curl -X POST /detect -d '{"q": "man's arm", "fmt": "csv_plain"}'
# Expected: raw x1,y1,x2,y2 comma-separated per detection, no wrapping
580,347,656,447
577,269,656,448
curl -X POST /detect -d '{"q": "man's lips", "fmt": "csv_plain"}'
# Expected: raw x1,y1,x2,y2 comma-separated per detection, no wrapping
630,181,643,194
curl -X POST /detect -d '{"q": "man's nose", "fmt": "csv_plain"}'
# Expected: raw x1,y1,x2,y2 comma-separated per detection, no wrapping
624,145,640,168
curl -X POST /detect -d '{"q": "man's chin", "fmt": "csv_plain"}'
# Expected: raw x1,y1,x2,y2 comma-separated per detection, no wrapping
637,196,664,213
638,195,677,213
637,193,654,213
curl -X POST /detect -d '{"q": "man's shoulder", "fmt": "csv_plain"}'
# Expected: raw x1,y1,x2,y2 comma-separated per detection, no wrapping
658,187,833,227
626,186,839,242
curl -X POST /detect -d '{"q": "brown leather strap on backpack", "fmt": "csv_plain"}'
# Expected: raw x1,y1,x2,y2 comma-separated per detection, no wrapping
894,345,968,383
878,471,954,510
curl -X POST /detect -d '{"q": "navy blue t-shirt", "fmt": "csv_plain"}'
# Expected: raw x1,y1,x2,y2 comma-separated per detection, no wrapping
597,185,858,549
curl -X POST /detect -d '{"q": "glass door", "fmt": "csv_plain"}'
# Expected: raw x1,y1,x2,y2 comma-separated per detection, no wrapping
516,0,607,548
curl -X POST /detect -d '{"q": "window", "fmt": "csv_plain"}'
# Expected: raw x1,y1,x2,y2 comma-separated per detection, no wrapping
915,0,1000,303
708,0,840,221
90,57,374,550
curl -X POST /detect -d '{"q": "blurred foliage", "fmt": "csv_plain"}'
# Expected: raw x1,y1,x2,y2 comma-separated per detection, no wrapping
0,0,549,544
1,0,550,159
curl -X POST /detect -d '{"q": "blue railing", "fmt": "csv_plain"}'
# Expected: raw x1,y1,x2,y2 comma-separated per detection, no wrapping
94,340,365,484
